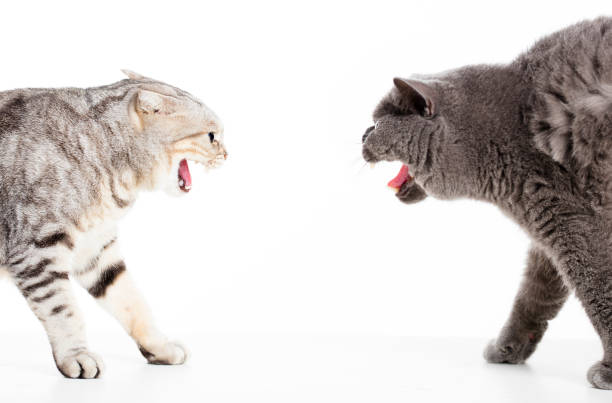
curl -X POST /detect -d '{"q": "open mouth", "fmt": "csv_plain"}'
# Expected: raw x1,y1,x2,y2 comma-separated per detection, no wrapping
178,159,192,192
387,164,413,191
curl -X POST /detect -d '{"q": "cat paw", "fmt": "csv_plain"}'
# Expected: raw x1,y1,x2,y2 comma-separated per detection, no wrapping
139,341,188,365
588,361,612,390
55,350,104,379
396,181,427,204
483,338,534,364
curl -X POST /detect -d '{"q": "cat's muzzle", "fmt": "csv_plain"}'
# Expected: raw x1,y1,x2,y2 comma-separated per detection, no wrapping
362,125,375,143
361,125,380,163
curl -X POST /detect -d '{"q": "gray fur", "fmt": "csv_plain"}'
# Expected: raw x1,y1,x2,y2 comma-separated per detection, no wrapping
362,17,612,389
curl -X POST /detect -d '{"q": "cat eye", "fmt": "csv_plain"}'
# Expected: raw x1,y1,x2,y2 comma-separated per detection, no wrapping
208,132,215,143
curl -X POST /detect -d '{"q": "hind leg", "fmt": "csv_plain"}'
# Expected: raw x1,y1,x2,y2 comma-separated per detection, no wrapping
9,243,104,378
484,246,569,364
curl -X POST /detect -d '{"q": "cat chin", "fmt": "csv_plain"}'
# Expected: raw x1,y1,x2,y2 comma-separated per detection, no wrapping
160,156,224,197
159,163,190,197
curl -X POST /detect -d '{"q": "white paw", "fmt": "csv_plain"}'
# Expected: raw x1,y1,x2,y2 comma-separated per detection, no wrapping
56,350,104,379
139,341,188,365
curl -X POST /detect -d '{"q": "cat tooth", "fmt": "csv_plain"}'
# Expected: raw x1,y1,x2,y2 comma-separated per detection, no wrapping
370,163,376,169
179,179,185,187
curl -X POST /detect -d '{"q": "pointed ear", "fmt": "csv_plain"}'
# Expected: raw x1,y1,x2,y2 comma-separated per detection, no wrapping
393,78,437,117
134,90,178,115
128,90,180,131
121,69,147,80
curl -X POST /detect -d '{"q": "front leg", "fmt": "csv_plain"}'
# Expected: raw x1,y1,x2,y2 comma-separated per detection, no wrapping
9,245,103,378
484,246,569,364
74,239,187,365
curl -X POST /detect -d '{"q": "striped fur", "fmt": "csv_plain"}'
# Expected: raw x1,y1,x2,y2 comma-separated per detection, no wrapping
0,71,223,378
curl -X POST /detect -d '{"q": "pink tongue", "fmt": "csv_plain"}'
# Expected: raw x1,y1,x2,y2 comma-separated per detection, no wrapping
178,159,192,190
387,164,411,190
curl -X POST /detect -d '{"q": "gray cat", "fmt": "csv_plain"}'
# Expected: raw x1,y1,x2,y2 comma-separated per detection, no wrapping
0,70,227,378
362,17,612,389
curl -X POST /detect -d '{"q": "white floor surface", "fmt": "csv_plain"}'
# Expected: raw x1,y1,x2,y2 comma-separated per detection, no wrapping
1,332,610,402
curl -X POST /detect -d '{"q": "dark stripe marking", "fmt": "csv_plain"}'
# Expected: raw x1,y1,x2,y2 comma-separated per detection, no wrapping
0,95,26,134
88,262,126,298
88,91,130,117
22,272,69,298
547,89,568,104
49,271,69,280
537,121,551,132
103,165,131,209
16,258,52,280
102,238,116,251
10,257,25,266
110,181,130,208
34,232,74,249
51,305,67,315
32,290,56,303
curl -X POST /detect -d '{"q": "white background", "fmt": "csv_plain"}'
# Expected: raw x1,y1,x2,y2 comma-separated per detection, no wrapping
1,1,612,401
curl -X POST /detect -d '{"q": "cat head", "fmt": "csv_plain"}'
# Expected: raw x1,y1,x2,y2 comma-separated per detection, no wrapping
123,70,227,196
361,77,449,203
361,77,445,169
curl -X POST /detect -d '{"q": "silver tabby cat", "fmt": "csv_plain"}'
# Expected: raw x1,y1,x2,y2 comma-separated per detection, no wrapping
0,70,227,378
362,17,612,389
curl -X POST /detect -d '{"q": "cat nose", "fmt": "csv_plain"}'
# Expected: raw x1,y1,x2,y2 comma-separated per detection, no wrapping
362,125,375,143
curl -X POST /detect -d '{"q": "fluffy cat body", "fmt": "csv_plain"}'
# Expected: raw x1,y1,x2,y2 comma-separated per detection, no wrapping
362,17,612,389
0,71,227,378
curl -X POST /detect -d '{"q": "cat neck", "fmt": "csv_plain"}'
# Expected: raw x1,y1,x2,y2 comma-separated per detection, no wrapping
83,84,168,195
439,64,530,138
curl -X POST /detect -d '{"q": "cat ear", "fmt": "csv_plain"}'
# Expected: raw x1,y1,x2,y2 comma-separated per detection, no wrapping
134,90,178,115
121,69,147,80
393,78,437,117
128,89,179,130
